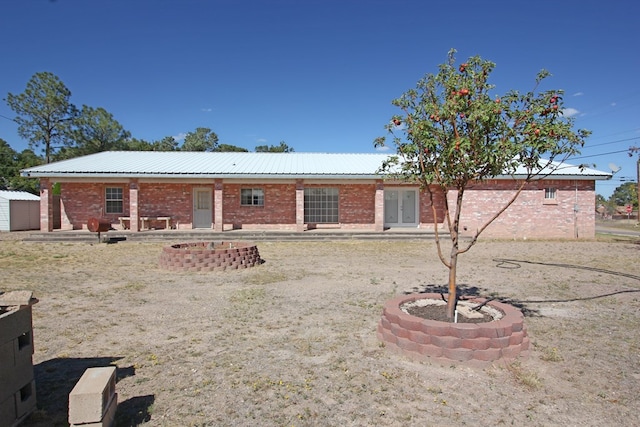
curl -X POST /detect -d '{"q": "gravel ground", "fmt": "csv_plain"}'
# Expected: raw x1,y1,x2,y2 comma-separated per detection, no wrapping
1,231,639,426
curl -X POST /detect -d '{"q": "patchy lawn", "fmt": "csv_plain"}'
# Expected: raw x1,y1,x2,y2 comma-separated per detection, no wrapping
2,233,639,426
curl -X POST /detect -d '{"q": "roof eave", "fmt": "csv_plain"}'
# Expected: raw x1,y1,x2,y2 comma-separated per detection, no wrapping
21,172,386,179
504,174,612,181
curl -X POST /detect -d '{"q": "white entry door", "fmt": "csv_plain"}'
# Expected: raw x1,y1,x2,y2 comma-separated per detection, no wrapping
193,188,212,229
384,189,418,227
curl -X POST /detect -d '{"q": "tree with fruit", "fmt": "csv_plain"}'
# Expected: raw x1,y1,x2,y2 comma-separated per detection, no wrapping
375,50,589,320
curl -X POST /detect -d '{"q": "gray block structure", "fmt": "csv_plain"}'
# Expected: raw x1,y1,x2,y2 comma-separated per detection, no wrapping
0,291,38,427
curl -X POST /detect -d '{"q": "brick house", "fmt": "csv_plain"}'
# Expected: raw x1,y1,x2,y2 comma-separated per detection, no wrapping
21,151,611,239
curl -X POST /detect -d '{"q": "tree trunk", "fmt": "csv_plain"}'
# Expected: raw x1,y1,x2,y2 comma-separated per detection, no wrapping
446,247,458,320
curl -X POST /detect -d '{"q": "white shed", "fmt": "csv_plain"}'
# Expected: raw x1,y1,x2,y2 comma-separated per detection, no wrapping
0,190,41,231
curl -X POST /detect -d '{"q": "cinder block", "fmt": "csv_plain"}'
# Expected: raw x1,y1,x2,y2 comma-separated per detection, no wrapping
0,350,34,403
0,330,34,371
70,392,117,427
0,395,17,427
0,380,36,427
0,307,32,345
68,367,117,425
14,380,36,418
0,340,14,372
14,330,34,363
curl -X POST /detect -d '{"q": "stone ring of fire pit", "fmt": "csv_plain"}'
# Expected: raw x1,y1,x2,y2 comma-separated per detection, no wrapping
159,241,262,272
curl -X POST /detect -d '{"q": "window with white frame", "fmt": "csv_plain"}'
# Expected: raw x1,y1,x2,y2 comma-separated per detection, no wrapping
240,188,264,206
105,187,123,213
544,187,557,200
304,187,338,223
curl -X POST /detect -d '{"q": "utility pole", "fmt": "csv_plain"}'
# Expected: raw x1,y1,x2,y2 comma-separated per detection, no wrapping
632,146,640,224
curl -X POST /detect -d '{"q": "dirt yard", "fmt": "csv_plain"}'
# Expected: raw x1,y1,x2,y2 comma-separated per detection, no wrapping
1,231,639,426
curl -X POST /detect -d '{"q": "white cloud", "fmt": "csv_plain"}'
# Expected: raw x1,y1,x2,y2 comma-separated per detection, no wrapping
561,108,580,118
572,92,583,97
611,102,617,107
173,132,187,142
201,108,212,112
375,145,391,152
256,138,268,143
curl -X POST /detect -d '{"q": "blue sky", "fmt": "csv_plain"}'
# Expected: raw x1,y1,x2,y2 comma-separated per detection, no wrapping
1,0,638,197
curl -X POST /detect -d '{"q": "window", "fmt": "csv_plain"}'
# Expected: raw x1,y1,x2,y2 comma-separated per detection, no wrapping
105,187,123,213
241,188,264,206
543,187,557,204
304,188,338,223
544,188,556,200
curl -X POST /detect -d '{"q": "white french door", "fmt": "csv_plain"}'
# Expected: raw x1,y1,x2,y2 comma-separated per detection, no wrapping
384,189,418,227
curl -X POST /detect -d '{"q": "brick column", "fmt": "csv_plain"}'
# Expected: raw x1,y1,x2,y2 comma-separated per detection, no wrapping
129,180,139,232
39,178,53,232
374,180,384,232
296,180,304,232
214,180,223,232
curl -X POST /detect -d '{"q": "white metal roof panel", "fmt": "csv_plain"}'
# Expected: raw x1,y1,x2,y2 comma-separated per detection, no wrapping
21,152,392,178
510,159,611,179
0,190,40,201
20,151,612,180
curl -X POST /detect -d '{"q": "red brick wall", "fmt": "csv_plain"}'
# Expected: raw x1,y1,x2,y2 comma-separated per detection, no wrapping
60,182,129,229
453,179,595,239
222,183,296,225
139,183,193,228
339,183,376,224
54,178,596,238
420,185,446,224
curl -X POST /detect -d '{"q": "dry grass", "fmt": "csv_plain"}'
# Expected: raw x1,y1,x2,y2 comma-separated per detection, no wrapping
1,232,639,426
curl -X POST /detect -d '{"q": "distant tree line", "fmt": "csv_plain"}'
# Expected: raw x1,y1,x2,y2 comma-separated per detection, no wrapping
596,182,638,217
0,72,294,193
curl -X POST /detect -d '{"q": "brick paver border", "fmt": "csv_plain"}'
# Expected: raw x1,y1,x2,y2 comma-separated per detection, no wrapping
377,293,529,368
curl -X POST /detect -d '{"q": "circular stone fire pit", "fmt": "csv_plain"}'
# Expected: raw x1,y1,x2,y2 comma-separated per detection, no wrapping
159,241,262,272
377,293,529,367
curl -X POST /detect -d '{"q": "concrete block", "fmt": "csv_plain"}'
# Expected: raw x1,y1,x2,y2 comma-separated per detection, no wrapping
0,291,34,307
12,330,34,366
0,307,32,345
0,380,36,427
0,340,14,371
0,351,34,403
0,395,17,427
70,392,117,427
68,367,117,425
14,380,36,419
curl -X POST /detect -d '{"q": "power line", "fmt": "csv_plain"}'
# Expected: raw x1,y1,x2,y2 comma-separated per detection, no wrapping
568,149,630,160
0,114,16,122
588,128,640,143
586,136,640,148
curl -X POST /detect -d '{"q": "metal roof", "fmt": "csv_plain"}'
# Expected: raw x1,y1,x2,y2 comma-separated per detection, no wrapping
511,159,610,179
0,190,40,201
21,151,391,179
20,151,612,180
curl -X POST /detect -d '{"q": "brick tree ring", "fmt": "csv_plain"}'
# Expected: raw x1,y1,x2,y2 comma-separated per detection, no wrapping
158,241,263,272
377,293,529,368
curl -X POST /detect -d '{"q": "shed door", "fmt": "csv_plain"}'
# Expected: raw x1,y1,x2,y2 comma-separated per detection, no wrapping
193,188,212,229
